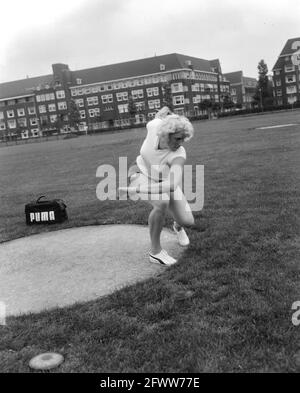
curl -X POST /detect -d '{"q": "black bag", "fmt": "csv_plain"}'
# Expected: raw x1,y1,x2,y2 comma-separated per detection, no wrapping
25,196,68,225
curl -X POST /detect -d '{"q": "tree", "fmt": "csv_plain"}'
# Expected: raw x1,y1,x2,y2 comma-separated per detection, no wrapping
40,116,50,135
128,95,137,125
253,60,273,110
162,81,174,111
68,99,80,131
54,114,64,134
222,94,235,111
199,99,212,119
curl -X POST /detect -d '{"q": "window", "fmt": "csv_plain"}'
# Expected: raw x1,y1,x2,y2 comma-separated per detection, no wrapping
78,122,87,131
0,122,6,130
193,95,201,104
148,99,160,109
285,65,295,73
116,92,128,101
36,94,43,102
7,110,14,118
50,115,58,123
56,90,65,99
192,83,200,92
131,89,144,99
276,90,282,96
276,80,282,87
76,78,82,85
173,108,185,115
79,110,86,119
30,118,38,126
286,75,296,83
21,130,29,139
39,105,47,113
58,102,67,110
173,95,185,105
28,107,36,115
118,104,129,113
92,86,100,93
286,86,297,94
171,83,183,93
87,96,99,106
288,96,297,104
146,87,159,97
83,88,91,95
17,118,27,127
101,94,113,103
17,108,25,116
8,119,16,128
45,93,55,101
31,129,40,137
0,111,3,120
75,99,84,107
48,103,56,112
160,64,166,71
135,102,145,111
88,108,100,117
148,112,156,119
71,90,78,96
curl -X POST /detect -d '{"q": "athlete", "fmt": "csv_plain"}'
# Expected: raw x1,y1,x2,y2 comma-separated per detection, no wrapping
119,107,195,266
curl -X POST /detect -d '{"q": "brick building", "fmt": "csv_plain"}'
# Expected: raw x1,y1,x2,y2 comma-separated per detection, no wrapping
223,71,257,109
272,37,300,106
0,53,230,140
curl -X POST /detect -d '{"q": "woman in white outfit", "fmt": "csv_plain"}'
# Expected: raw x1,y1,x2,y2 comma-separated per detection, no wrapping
119,107,195,266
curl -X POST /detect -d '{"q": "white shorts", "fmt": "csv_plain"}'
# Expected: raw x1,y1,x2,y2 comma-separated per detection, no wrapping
129,172,185,204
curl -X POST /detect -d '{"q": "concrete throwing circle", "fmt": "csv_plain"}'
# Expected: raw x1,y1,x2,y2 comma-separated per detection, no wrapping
0,225,183,317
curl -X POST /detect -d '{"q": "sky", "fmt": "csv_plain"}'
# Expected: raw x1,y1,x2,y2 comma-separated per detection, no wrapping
0,0,299,83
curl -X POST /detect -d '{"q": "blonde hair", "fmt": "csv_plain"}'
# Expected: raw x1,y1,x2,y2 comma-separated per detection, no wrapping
155,106,173,119
157,114,194,142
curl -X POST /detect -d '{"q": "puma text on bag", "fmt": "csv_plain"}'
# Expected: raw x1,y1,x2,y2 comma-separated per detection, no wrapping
25,196,68,225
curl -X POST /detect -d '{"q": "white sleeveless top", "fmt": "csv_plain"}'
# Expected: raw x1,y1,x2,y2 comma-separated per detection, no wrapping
136,118,186,182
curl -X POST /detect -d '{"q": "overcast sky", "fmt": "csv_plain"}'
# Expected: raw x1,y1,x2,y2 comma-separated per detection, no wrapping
0,0,299,83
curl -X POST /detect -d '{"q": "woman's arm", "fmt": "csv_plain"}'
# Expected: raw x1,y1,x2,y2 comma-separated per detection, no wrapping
138,157,185,194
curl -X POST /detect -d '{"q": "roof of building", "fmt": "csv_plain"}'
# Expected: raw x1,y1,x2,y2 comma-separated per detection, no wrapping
71,53,216,86
0,53,220,100
0,75,53,100
223,71,257,86
273,37,300,70
223,71,243,84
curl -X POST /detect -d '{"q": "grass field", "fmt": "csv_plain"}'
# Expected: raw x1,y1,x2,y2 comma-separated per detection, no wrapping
0,110,299,372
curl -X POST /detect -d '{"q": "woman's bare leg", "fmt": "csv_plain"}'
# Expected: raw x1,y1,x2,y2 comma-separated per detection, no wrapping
148,202,168,255
169,187,195,228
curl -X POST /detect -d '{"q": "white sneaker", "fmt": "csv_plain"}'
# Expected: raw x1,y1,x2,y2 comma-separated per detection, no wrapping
173,222,190,246
149,249,177,266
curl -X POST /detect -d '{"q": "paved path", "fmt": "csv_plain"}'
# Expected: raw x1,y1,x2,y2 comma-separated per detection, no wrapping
0,225,183,317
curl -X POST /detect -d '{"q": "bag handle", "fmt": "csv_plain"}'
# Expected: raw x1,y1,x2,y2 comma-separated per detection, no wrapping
36,195,47,203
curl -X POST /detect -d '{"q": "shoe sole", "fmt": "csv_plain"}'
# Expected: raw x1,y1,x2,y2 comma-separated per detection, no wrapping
149,255,177,266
